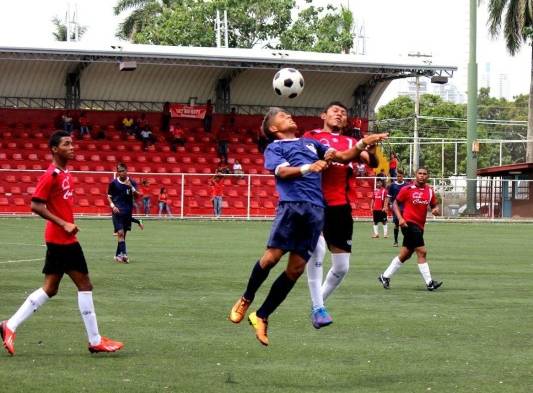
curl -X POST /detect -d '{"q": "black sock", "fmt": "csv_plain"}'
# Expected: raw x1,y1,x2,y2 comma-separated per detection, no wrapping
243,261,271,302
118,241,126,255
256,271,296,319
131,217,140,224
394,227,399,243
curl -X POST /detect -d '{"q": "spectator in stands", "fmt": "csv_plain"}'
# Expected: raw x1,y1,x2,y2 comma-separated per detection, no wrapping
62,112,73,134
377,169,387,179
216,162,231,175
140,125,156,150
389,152,399,179
356,162,366,177
140,179,151,215
204,99,213,132
122,116,135,136
78,112,90,137
158,187,172,217
94,125,106,140
209,175,224,218
169,123,185,152
233,159,244,178
216,125,230,163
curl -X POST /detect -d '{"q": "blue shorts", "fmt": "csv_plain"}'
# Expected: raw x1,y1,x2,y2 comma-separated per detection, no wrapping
267,201,324,262
112,212,132,233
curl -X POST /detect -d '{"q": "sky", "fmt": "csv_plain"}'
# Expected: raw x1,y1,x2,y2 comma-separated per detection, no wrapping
0,0,529,103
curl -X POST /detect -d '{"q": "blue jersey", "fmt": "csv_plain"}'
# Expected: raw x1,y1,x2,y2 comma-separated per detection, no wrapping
264,138,329,207
387,181,409,208
108,178,138,213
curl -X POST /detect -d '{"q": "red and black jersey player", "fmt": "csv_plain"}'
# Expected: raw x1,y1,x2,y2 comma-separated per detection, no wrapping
1,130,124,356
377,167,443,291
303,101,384,329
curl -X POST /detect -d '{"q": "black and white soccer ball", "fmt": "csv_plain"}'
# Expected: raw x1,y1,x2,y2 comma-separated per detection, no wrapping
272,68,304,99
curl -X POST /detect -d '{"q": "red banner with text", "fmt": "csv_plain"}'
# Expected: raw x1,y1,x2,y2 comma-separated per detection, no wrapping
169,104,207,119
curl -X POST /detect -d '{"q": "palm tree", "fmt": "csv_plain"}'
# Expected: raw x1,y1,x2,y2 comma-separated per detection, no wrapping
114,0,173,41
487,0,533,162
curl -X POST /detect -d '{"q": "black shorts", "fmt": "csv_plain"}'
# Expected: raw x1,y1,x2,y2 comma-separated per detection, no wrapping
392,209,404,226
112,212,132,233
43,242,89,275
323,204,353,253
401,223,425,250
372,210,387,225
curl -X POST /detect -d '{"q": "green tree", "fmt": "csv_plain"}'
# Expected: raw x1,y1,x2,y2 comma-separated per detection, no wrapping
114,0,353,53
279,2,354,53
487,0,533,162
52,16,87,41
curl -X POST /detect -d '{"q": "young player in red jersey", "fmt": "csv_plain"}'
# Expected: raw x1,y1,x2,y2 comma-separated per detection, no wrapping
303,101,384,328
1,130,124,356
378,167,443,291
371,178,388,238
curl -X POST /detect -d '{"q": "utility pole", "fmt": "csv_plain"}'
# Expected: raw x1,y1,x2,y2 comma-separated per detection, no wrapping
466,0,478,214
413,75,420,174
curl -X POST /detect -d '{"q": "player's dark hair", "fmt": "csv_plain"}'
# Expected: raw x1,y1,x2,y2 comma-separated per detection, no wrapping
48,130,71,149
416,167,429,173
117,162,127,171
397,168,404,175
261,107,286,142
323,101,348,113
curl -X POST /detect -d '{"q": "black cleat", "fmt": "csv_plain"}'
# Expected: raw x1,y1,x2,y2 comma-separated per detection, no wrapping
426,280,443,291
378,274,390,289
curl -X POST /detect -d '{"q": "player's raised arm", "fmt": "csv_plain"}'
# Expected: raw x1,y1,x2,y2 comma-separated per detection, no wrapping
327,133,388,163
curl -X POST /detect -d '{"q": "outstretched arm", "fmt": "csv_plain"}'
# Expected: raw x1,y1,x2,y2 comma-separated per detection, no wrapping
325,133,388,163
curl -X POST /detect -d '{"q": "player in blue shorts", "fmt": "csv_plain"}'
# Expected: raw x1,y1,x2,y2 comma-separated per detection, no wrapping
228,107,332,346
107,163,140,263
387,169,410,246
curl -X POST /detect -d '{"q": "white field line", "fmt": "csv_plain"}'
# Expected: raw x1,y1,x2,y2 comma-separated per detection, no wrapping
0,258,42,265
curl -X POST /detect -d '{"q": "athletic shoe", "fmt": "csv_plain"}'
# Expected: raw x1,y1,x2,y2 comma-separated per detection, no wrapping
114,255,124,263
248,311,269,346
228,297,251,324
122,255,129,263
371,234,379,239
383,235,388,238
1,320,16,356
137,220,144,230
378,274,390,289
426,280,443,291
88,336,124,353
311,307,333,329
393,242,398,247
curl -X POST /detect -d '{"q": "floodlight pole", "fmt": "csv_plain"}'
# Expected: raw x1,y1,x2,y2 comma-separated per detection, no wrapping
413,75,420,174
466,0,478,214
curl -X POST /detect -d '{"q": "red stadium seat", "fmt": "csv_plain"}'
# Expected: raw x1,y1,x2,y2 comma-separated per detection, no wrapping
89,187,101,196
12,153,23,160
6,175,16,183
14,197,25,206
78,199,90,207
21,175,32,183
94,199,106,207
0,197,8,206
10,186,22,194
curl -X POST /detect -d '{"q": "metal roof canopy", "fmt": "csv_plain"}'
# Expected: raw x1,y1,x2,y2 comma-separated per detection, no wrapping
0,43,457,115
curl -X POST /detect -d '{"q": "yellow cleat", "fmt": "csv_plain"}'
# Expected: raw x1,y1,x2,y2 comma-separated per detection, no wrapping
228,297,251,324
248,311,269,346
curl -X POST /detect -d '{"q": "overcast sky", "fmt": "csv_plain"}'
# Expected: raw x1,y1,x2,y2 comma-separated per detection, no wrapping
0,0,529,101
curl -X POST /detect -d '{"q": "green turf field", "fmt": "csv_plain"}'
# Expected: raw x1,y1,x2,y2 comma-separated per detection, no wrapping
0,218,531,393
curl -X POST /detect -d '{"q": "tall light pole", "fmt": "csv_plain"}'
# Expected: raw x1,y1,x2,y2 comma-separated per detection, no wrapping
413,75,420,174
466,0,478,214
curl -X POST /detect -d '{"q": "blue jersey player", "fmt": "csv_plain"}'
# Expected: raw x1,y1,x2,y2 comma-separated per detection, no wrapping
107,163,140,263
228,107,331,346
387,168,409,246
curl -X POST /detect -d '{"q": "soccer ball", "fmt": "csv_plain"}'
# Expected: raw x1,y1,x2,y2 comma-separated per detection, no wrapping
272,68,304,99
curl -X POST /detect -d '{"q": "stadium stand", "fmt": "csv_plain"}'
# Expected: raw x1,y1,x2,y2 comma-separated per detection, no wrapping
0,108,377,217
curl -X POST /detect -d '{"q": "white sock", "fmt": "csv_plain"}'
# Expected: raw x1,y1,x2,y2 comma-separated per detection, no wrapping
383,224,388,237
373,225,379,235
7,288,49,331
383,256,403,278
78,291,101,346
307,236,326,309
418,262,432,285
322,253,350,301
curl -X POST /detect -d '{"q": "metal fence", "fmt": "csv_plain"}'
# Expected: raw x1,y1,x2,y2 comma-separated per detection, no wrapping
1,169,532,221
